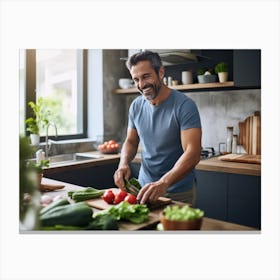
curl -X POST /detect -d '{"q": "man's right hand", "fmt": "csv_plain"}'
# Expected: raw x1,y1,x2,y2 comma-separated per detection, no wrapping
114,165,131,191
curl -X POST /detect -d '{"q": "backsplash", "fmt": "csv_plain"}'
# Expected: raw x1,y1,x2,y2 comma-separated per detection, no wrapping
186,89,261,152
35,139,97,157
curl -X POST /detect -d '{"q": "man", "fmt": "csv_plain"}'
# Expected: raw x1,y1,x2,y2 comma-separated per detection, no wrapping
114,50,202,204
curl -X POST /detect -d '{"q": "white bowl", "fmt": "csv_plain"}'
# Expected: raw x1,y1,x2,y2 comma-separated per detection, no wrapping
119,78,133,89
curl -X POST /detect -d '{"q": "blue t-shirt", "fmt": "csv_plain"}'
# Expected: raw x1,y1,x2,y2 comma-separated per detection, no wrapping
128,89,201,193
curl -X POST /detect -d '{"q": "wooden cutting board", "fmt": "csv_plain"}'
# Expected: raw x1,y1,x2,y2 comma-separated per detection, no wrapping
218,154,261,164
85,188,172,230
86,188,172,210
239,113,261,155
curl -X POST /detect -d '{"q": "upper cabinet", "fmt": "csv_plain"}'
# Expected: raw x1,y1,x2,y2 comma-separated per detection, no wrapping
113,49,261,94
233,50,261,88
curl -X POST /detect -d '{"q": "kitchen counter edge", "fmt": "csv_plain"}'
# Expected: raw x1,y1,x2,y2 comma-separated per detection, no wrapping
43,152,261,177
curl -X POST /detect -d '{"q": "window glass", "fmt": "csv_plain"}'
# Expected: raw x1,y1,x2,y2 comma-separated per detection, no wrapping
19,50,26,136
35,49,84,136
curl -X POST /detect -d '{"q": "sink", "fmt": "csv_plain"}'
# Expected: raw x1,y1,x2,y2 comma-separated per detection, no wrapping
47,152,103,166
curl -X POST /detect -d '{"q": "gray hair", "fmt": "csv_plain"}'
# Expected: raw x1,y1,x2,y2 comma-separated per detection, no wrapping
126,50,163,74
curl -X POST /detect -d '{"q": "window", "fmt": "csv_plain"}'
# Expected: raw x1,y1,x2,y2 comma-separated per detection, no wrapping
19,49,87,140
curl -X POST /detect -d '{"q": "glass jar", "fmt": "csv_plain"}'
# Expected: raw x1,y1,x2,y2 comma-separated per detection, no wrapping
232,134,238,154
226,126,233,153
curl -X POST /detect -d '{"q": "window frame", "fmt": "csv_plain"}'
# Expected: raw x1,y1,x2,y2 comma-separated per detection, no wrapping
24,49,88,141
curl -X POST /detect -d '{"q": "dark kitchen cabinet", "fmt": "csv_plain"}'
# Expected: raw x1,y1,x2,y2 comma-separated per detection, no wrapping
233,50,261,88
195,170,228,221
164,49,234,84
195,170,261,229
227,174,261,228
44,163,119,189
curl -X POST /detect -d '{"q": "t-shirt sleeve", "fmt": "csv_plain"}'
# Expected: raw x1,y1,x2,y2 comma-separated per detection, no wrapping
128,101,136,129
179,98,201,130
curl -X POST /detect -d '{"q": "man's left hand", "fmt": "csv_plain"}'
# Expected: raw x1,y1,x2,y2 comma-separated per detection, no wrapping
136,180,169,204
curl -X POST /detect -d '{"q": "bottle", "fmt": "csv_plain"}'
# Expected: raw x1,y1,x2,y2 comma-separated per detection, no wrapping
36,149,45,163
232,134,238,154
168,76,172,87
226,126,233,153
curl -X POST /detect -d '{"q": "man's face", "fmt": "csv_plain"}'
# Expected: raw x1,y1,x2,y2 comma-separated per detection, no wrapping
130,60,164,101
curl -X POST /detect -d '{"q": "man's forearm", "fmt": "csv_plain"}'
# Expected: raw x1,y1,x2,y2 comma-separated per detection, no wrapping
118,140,138,167
159,149,201,188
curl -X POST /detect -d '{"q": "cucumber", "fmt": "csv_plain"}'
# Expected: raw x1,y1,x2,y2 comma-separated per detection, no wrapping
40,202,93,227
71,188,104,202
40,198,70,216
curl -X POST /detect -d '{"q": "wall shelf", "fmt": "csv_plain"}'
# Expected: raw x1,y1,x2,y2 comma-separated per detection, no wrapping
113,81,234,94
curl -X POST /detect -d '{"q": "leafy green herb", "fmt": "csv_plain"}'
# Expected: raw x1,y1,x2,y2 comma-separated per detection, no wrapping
86,215,119,230
93,201,149,224
163,205,204,221
27,159,50,174
25,97,51,135
215,62,228,74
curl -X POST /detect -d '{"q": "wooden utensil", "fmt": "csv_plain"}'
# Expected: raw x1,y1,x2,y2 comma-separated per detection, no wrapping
40,183,65,192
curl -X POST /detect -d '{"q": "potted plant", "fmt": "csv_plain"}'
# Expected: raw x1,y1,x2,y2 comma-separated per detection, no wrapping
25,97,50,145
159,205,204,230
27,158,50,188
215,62,229,83
197,68,217,83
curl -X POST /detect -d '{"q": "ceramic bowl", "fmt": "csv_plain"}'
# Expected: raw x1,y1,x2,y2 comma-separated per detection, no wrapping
159,212,203,230
119,78,133,89
197,74,217,84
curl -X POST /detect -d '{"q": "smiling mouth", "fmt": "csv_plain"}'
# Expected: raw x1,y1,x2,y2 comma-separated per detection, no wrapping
142,86,153,95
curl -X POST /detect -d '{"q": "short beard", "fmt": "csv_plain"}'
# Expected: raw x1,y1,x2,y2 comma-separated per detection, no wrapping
139,79,163,101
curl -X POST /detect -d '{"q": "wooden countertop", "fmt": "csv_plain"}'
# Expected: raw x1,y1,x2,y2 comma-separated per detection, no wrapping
195,156,261,176
43,151,260,177
133,154,261,176
40,178,258,231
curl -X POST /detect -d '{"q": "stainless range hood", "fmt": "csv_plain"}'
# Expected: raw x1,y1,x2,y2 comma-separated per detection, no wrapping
123,49,209,65
148,49,200,65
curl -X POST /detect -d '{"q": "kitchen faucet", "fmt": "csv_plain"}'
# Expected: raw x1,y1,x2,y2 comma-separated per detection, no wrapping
45,122,58,159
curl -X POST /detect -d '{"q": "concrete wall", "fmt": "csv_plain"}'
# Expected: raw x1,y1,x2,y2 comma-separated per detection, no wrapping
186,89,261,151
102,49,130,142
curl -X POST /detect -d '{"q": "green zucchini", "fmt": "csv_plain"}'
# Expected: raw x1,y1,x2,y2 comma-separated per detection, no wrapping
124,178,142,196
40,198,70,216
40,202,93,227
69,187,104,202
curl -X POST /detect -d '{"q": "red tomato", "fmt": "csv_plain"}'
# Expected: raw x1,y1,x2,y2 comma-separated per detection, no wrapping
114,190,128,204
124,193,137,204
108,140,116,145
102,190,115,204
